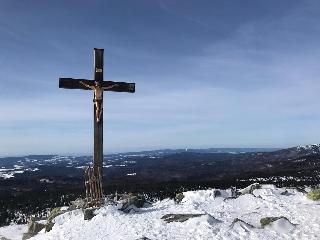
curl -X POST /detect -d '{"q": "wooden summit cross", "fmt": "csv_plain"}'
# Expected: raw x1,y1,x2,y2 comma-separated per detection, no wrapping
59,48,135,203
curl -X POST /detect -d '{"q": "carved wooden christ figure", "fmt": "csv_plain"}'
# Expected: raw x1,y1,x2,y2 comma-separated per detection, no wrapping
80,81,118,122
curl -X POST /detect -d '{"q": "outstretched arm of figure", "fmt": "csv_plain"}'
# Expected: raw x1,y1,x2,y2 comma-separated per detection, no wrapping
80,81,94,89
102,84,118,90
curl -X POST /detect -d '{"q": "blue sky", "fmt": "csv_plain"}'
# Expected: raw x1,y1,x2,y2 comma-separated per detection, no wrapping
1,0,320,155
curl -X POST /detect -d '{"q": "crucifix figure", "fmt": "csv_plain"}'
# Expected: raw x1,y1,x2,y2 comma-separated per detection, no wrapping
58,48,135,179
79,81,118,122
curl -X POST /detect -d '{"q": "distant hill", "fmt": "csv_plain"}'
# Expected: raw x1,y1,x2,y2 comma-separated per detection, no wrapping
0,145,319,185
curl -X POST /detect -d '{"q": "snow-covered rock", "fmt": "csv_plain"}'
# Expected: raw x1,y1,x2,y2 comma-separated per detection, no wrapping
161,213,205,223
262,217,296,234
239,183,261,195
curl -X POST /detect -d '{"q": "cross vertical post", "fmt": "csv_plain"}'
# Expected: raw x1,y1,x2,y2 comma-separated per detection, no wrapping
58,48,135,205
94,48,104,177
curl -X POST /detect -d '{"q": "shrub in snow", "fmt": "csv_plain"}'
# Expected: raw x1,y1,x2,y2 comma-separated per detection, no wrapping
307,188,320,201
47,207,61,222
45,222,54,232
45,207,65,232
174,193,184,203
47,207,61,223
260,217,282,227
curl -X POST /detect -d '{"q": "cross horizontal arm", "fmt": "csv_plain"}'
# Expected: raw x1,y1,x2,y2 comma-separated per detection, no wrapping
59,78,135,93
59,78,94,90
102,81,135,93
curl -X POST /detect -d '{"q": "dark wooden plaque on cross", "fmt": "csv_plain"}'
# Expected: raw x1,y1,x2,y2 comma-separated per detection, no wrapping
59,48,135,176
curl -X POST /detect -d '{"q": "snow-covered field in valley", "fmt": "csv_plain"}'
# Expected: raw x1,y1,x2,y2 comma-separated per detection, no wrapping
1,184,319,240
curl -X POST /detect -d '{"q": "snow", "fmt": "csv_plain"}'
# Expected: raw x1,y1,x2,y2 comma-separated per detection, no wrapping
0,171,15,179
13,165,23,169
40,178,54,183
76,166,86,169
265,217,296,234
3,184,320,240
297,144,320,154
0,167,39,179
297,143,320,150
0,224,27,240
126,173,136,176
103,165,113,168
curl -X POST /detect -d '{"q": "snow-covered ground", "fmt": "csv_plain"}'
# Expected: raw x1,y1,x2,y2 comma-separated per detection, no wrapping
0,224,27,240
0,166,39,179
1,184,320,240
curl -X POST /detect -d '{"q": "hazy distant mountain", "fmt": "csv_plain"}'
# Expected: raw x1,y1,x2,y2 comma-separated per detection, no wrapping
0,144,319,185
